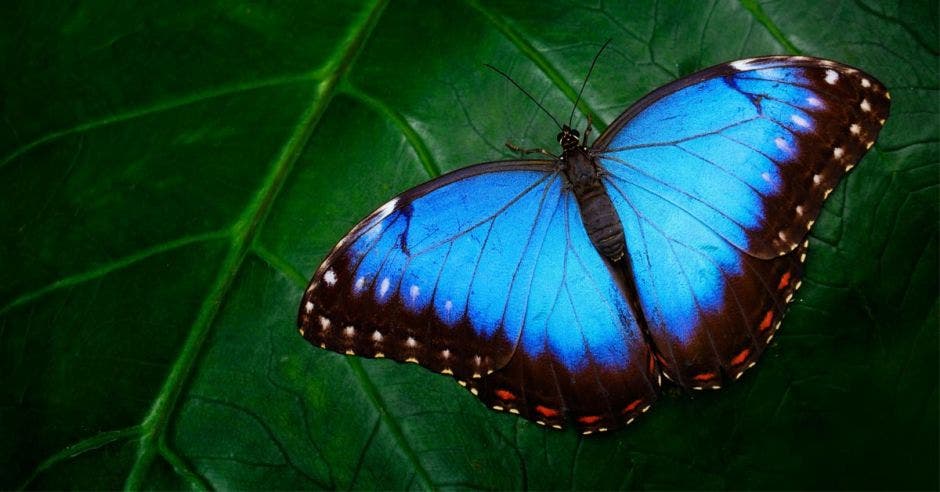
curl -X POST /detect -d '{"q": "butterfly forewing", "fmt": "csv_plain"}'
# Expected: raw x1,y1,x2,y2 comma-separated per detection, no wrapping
300,162,558,379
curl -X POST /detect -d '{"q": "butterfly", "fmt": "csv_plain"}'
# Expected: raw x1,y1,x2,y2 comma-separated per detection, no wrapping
297,53,889,435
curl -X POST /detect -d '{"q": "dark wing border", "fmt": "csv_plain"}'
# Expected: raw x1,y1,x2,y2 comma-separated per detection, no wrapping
592,55,888,149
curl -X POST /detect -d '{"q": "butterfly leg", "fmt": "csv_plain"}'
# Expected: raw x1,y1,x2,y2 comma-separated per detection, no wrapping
582,114,594,143
505,140,558,158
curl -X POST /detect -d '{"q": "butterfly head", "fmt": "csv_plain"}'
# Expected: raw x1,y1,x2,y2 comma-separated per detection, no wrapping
557,125,581,149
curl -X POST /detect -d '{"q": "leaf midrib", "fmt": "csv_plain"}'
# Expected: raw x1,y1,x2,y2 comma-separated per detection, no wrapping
122,1,393,488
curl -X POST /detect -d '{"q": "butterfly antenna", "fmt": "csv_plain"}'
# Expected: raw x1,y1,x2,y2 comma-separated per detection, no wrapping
485,63,563,130
568,39,612,127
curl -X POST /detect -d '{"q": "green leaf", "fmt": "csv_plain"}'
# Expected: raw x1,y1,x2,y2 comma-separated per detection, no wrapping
2,0,937,489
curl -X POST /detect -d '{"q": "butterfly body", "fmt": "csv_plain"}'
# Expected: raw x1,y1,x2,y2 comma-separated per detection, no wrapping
559,125,627,262
298,55,889,434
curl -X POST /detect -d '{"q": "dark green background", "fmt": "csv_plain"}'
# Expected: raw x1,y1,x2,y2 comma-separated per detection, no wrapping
2,1,937,489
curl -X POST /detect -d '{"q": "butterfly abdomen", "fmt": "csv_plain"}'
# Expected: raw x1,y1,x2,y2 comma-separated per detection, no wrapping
564,147,625,262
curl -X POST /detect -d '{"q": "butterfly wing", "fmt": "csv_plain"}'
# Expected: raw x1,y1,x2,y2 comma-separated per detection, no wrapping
298,162,657,432
595,56,889,386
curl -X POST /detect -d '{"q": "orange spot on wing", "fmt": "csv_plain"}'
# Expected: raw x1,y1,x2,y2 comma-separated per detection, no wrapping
759,310,774,331
777,271,792,290
578,415,602,425
731,348,751,366
622,399,642,414
495,389,516,401
535,405,560,418
693,372,716,382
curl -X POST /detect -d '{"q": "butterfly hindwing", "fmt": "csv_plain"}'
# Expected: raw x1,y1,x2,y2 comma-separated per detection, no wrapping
606,175,806,387
471,193,658,433
596,56,888,386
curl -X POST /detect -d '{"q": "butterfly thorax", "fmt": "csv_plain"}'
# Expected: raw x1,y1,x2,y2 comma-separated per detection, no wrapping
559,127,626,263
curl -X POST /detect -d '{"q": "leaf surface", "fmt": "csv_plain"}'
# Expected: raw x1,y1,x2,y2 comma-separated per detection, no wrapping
2,0,937,489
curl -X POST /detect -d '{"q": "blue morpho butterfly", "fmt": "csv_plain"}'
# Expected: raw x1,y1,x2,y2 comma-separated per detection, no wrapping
298,49,889,435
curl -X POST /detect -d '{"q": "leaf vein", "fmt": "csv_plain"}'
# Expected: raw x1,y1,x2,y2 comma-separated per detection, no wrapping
0,230,230,315
123,1,392,487
0,73,320,169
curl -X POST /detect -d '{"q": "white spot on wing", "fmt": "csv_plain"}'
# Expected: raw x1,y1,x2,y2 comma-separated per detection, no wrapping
813,174,822,185
362,198,400,242
850,123,861,135
410,285,420,302
405,336,417,348
796,205,804,216
861,78,871,88
860,99,871,112
372,330,383,342
375,198,399,221
806,97,822,107
774,137,791,152
379,277,390,298
343,326,355,337
833,147,844,159
305,301,314,313
791,114,810,128
825,69,839,85
730,58,758,70
324,269,337,286
761,172,772,183
355,276,365,292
